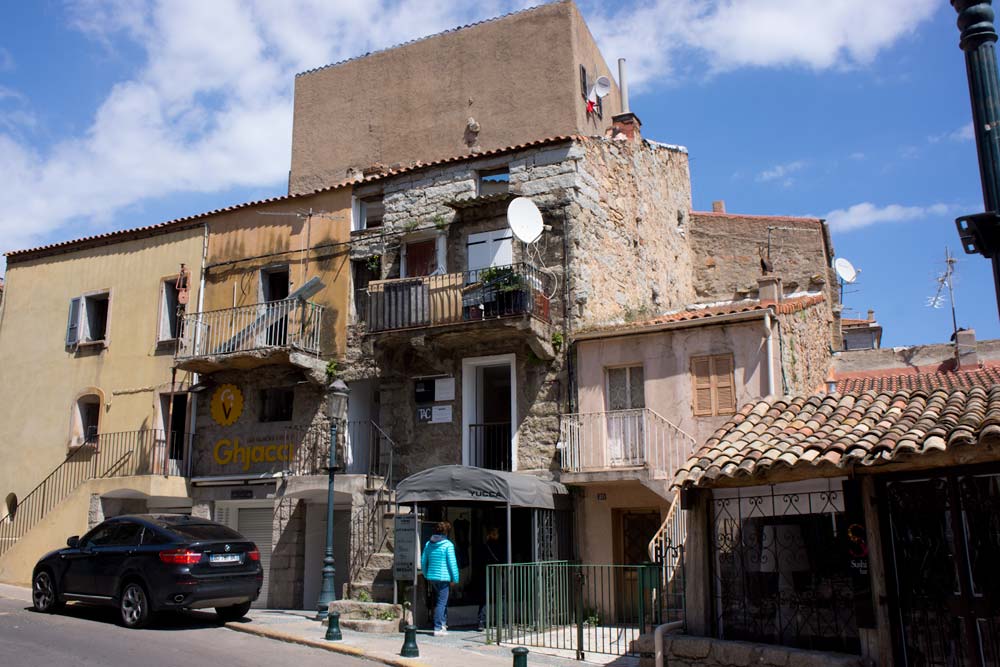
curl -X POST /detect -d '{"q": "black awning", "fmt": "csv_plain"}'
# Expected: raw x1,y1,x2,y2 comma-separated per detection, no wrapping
395,465,568,509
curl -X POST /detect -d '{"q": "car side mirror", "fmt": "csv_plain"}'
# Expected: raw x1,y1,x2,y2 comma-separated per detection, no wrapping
66,536,80,548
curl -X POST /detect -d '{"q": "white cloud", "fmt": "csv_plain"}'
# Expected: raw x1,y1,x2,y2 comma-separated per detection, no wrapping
0,0,942,262
825,202,956,232
756,160,806,185
929,122,974,144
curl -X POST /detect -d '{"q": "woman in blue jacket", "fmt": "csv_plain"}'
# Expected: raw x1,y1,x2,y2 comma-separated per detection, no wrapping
421,521,459,635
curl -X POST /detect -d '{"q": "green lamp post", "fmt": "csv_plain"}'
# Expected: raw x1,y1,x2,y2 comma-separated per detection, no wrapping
316,378,350,631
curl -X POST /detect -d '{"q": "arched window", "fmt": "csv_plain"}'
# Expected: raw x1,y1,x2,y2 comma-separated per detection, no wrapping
70,388,105,448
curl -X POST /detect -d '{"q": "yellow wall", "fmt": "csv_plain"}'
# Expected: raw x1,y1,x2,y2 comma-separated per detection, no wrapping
201,188,352,358
0,228,205,505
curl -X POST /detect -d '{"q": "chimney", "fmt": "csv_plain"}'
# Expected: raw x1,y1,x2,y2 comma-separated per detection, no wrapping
712,200,726,213
867,309,875,321
955,328,978,368
758,275,783,305
610,112,642,142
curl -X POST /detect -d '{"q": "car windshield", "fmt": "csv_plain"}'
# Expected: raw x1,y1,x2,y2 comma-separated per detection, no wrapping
167,523,245,542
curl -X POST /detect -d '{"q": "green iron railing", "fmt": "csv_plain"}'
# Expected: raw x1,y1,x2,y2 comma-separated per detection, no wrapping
485,561,672,659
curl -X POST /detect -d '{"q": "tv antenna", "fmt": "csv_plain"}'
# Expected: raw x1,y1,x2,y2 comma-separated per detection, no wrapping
834,257,859,303
926,247,959,339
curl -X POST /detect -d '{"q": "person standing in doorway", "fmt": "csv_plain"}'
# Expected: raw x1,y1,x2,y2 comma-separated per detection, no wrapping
475,526,503,631
421,521,459,636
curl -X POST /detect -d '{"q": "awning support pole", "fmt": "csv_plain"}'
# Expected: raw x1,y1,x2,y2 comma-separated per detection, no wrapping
506,501,513,564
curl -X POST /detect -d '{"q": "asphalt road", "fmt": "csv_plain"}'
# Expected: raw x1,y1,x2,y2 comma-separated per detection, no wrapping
0,595,370,667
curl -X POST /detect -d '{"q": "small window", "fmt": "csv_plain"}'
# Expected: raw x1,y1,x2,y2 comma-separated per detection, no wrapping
606,366,645,411
354,195,384,231
77,394,101,443
159,279,182,341
260,387,294,422
66,291,111,346
691,354,736,417
478,168,510,196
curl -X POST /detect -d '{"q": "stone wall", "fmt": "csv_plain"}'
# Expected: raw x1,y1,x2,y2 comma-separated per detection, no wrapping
689,213,836,306
778,299,834,395
268,498,306,608
568,139,694,330
649,635,864,667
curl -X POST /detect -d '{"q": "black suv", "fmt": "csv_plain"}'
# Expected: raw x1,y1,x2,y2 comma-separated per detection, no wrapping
31,514,263,628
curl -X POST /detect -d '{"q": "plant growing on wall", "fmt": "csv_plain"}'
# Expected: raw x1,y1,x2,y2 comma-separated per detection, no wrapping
366,255,381,274
325,360,338,380
551,331,564,353
433,214,448,230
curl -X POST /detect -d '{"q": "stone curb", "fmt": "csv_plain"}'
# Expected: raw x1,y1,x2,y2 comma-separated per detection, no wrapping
224,621,430,667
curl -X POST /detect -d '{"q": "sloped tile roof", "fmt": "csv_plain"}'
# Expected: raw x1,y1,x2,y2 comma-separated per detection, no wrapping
575,293,826,338
674,385,1000,488
835,362,1000,393
6,135,578,261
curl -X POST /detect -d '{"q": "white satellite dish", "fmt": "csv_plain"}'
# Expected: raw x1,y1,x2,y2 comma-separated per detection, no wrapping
507,197,544,244
594,76,612,98
834,257,858,284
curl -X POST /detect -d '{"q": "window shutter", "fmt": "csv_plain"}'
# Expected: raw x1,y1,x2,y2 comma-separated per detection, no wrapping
66,297,81,346
712,355,736,415
491,230,513,267
692,357,714,416
467,231,491,273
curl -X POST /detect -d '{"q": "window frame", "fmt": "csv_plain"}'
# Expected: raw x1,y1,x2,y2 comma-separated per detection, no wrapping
352,194,385,231
66,289,113,349
691,353,736,417
477,167,510,196
157,277,183,343
259,387,295,423
604,364,645,411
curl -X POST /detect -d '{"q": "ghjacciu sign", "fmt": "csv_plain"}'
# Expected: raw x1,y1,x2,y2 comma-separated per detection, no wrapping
212,437,297,472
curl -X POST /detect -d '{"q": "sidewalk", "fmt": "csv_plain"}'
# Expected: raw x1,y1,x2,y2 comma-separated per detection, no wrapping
231,609,639,667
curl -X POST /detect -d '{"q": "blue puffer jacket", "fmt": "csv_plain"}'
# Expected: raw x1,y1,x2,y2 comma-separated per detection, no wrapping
421,535,459,583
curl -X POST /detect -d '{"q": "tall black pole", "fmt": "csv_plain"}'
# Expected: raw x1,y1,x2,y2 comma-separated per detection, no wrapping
954,1,1000,316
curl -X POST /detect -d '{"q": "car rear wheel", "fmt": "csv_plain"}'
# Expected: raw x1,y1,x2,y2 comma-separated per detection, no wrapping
32,571,63,614
216,601,252,623
119,582,151,629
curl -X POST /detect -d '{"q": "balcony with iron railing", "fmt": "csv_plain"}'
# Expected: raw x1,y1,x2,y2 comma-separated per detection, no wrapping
365,264,553,349
558,408,696,484
175,297,324,372
469,422,513,472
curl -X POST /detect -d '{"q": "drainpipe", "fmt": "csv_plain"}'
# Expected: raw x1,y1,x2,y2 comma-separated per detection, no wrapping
764,311,776,397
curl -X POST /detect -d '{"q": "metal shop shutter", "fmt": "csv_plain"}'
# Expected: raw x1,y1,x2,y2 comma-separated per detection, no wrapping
237,507,274,608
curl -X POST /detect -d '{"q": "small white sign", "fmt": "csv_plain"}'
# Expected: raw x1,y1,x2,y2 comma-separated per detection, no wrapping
431,405,453,423
435,377,455,402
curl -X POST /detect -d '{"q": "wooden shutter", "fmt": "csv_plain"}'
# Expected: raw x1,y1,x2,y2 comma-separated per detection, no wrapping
691,356,714,416
712,354,736,415
65,297,81,346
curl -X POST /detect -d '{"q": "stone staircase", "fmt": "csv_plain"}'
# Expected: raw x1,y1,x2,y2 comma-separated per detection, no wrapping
347,490,397,602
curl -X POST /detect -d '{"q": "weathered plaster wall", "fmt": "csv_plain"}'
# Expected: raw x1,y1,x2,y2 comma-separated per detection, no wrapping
289,1,618,193
574,482,670,565
576,318,775,449
202,188,353,358
689,213,836,306
568,140,694,330
777,300,834,395
0,229,204,510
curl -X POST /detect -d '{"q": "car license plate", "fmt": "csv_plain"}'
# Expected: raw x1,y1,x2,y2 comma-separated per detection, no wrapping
210,553,241,565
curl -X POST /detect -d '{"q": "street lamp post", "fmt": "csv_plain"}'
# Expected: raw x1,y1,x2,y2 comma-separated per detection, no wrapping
316,378,350,630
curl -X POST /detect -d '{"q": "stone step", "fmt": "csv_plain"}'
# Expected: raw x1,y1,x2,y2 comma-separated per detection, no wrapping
367,551,394,570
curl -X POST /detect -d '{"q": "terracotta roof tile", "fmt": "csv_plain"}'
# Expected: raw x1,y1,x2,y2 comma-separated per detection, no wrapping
6,134,578,260
835,362,1000,393
676,384,1000,488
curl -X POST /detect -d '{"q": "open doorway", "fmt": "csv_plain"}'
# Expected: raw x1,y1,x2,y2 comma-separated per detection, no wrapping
159,393,188,475
462,354,516,471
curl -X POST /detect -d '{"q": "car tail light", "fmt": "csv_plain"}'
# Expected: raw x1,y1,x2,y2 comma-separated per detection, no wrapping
247,548,260,561
159,549,202,565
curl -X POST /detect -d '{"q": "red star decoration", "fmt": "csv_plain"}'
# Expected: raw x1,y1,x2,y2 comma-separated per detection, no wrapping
586,99,596,114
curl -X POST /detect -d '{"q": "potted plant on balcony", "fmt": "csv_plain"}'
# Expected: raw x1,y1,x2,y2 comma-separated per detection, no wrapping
477,265,527,317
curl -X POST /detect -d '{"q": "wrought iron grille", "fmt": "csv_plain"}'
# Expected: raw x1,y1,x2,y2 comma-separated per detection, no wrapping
710,480,862,654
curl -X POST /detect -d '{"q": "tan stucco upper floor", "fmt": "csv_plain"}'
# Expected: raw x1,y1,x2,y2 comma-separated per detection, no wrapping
0,228,205,504
288,1,621,194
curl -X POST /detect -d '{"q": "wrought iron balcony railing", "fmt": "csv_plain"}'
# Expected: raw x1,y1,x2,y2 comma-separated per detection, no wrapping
177,298,324,359
365,263,551,333
559,408,695,480
469,422,513,472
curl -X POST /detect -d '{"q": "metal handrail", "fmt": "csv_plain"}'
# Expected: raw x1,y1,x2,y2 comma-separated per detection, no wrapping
647,491,687,626
177,298,324,358
469,422,513,471
366,262,551,333
0,430,190,556
349,421,396,585
559,408,696,479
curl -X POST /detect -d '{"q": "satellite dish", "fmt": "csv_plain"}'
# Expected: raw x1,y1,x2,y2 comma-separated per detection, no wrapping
594,76,612,99
507,197,544,244
834,257,858,284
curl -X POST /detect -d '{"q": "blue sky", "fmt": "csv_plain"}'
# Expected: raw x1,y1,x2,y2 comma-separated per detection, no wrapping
0,0,993,347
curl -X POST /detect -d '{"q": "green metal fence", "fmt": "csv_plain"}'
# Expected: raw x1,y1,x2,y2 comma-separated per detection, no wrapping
485,561,672,659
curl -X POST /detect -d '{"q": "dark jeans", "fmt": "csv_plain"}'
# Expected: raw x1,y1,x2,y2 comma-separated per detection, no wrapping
432,580,450,630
